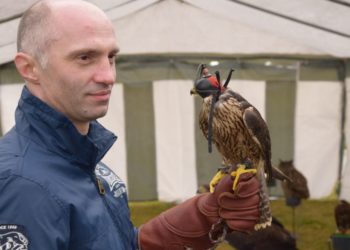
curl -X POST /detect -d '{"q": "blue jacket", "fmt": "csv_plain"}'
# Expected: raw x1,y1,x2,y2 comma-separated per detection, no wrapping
0,87,138,249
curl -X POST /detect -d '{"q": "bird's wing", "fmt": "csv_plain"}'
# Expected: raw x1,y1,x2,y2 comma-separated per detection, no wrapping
289,170,310,199
271,166,293,183
242,106,272,181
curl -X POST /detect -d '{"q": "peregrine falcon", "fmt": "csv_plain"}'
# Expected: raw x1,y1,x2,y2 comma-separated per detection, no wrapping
191,64,274,229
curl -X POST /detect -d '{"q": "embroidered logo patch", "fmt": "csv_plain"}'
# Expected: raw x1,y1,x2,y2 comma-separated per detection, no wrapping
95,162,127,199
0,224,28,250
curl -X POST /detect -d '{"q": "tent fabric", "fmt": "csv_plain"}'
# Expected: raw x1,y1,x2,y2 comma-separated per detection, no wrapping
294,81,342,198
230,80,266,119
122,81,158,200
0,83,23,133
238,0,350,37
2,0,350,65
97,84,128,188
0,0,35,21
153,80,197,202
185,0,350,58
112,0,322,56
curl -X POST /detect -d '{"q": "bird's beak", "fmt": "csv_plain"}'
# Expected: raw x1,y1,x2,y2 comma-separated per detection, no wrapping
190,88,197,95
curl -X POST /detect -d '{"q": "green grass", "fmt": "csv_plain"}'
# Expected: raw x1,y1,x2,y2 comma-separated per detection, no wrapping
130,199,338,250
129,200,176,226
270,199,337,250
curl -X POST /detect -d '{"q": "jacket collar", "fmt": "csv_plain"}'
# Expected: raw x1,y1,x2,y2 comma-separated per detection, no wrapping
15,86,117,170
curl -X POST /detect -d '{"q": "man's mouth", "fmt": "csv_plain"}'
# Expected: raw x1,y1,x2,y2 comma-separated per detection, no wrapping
88,90,111,101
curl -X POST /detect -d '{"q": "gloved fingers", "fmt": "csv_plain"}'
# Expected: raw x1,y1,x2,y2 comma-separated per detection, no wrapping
213,172,258,196
218,192,260,209
197,193,220,217
231,167,257,191
212,175,234,194
233,176,260,197
233,172,256,182
219,208,259,221
220,207,259,233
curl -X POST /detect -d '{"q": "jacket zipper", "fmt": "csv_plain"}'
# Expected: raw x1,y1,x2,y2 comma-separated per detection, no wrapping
96,176,106,195
91,172,131,249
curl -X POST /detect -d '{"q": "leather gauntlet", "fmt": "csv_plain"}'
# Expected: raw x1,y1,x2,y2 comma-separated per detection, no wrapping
138,170,260,250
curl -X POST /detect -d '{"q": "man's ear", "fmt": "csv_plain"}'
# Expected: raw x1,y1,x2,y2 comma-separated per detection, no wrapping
14,52,40,84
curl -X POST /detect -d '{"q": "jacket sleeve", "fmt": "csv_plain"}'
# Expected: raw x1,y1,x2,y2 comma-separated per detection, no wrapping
0,175,69,250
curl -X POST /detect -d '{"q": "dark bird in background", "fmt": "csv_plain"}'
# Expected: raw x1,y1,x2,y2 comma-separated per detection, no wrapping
190,64,278,229
335,200,350,234
278,159,310,207
225,216,298,250
278,159,309,236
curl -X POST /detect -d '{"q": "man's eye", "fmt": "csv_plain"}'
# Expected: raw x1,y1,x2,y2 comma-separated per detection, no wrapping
79,55,89,61
108,53,116,60
76,54,93,65
108,54,116,64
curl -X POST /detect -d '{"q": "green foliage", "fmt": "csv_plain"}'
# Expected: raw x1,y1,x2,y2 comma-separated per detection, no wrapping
129,199,338,250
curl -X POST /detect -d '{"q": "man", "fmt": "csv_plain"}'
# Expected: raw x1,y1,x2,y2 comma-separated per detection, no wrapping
0,0,261,249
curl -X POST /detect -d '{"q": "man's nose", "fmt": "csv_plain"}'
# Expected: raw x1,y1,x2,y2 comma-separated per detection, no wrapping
94,59,116,85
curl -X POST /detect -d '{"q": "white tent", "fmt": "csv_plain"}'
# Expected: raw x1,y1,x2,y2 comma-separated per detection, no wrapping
2,0,350,63
1,0,350,201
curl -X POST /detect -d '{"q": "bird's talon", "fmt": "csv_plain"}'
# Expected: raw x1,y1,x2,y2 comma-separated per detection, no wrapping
231,165,257,191
209,169,228,193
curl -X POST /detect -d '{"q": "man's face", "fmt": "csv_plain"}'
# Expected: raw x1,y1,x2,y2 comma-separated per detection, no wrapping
36,6,119,131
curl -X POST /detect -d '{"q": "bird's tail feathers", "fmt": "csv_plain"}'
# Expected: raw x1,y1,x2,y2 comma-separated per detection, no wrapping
255,166,272,230
266,160,274,184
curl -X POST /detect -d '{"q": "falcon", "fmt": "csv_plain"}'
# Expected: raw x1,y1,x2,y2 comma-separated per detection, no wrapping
190,64,275,229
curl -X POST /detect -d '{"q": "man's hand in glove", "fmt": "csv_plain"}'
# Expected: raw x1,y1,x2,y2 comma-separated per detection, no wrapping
138,165,261,250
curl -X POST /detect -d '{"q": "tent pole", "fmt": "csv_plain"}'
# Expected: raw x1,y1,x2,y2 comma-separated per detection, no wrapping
0,85,2,137
336,60,347,197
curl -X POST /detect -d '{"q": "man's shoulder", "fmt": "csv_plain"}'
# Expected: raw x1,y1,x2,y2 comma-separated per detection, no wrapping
0,128,62,188
0,128,26,175
0,173,69,232
0,127,28,155
0,139,69,214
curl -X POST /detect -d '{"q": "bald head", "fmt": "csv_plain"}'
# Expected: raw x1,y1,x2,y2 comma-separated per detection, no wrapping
17,0,112,67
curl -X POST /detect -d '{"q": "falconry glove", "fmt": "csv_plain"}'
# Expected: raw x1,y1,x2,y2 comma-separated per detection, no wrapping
138,168,260,250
